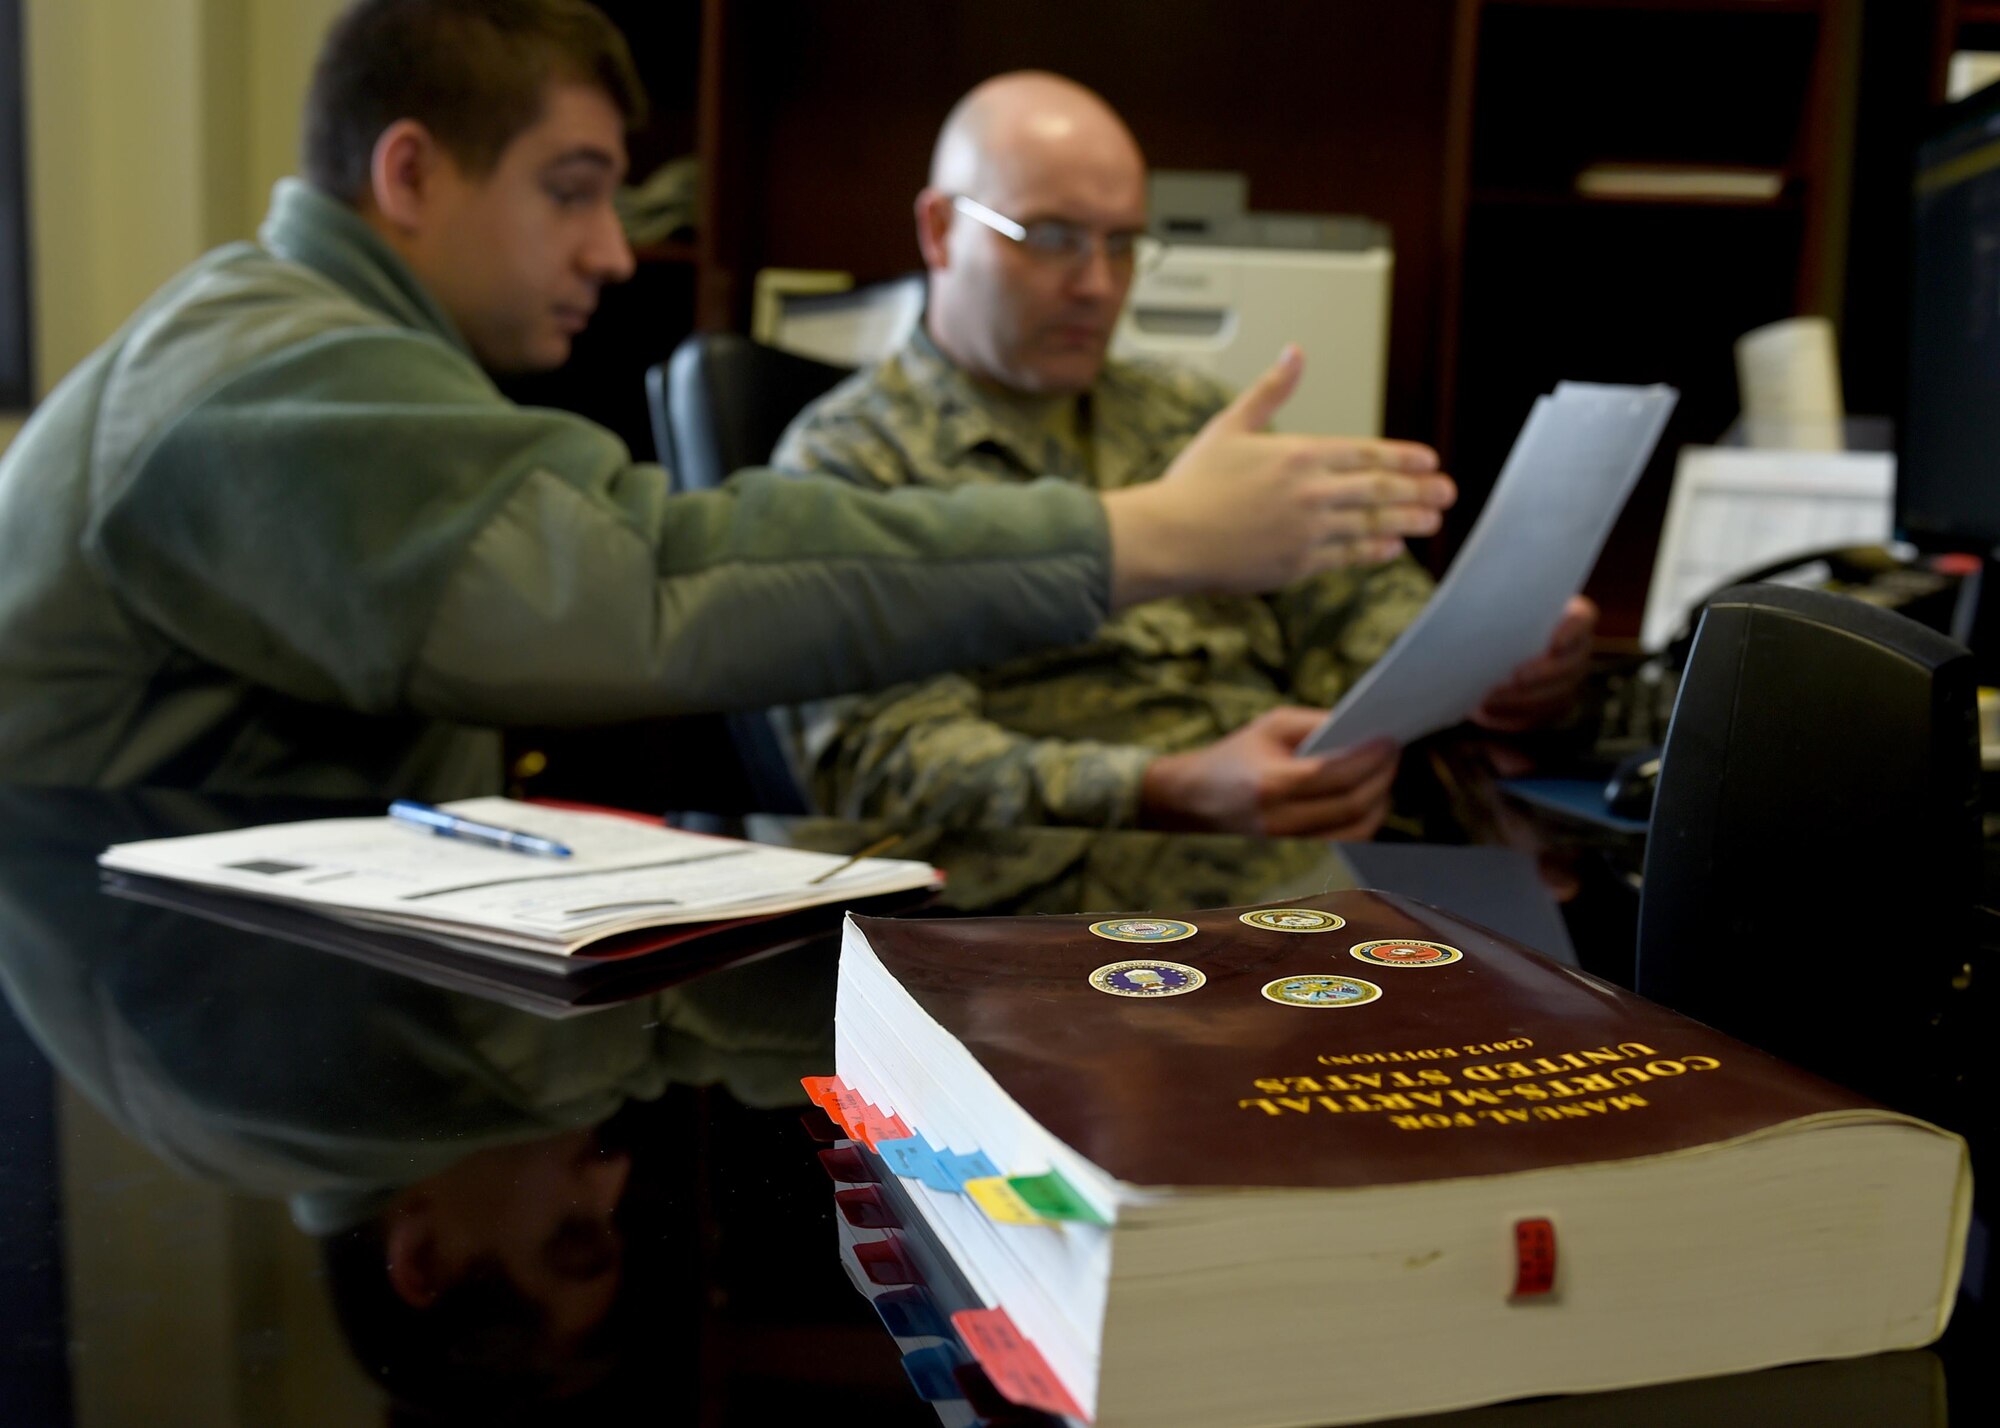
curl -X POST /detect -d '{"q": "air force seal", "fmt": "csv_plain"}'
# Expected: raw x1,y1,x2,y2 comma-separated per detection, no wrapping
1349,939,1463,968
1261,974,1383,1008
1239,908,1345,933
1088,917,1197,944
1089,960,1207,998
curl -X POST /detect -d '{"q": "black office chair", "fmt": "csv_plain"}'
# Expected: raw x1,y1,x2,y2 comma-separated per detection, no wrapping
655,332,852,492
647,333,854,813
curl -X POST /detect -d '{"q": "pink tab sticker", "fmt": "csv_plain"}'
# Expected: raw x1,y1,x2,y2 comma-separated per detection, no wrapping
952,1308,1087,1420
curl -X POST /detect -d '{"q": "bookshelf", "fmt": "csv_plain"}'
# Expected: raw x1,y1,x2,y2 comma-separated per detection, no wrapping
1437,0,1861,635
1937,0,2000,102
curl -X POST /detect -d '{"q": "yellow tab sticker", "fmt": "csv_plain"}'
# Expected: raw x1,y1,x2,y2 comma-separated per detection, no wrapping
965,1176,1048,1225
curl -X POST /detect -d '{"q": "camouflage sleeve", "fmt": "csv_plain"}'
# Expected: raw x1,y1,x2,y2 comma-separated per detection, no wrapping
1272,552,1437,709
769,395,909,492
779,676,1158,829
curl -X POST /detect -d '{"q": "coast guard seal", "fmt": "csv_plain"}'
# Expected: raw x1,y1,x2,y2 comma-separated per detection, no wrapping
1261,974,1383,1008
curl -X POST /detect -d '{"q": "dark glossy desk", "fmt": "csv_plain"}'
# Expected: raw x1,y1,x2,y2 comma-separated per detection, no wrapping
0,786,1986,1426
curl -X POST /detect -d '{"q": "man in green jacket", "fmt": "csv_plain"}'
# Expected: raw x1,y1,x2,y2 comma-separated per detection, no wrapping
0,0,1453,800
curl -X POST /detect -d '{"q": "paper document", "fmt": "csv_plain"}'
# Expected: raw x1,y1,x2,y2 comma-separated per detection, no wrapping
99,799,940,956
1638,445,1893,653
1301,382,1677,754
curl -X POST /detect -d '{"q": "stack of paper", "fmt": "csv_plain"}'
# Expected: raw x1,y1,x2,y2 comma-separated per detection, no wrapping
99,798,940,965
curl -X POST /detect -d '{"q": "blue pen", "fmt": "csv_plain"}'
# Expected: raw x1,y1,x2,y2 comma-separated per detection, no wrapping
387,800,574,858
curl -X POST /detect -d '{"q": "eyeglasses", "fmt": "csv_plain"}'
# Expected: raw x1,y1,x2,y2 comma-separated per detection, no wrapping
950,195,1166,274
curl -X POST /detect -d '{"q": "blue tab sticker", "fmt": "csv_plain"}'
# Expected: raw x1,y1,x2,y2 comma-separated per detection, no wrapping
878,1134,966,1193
876,1134,935,1177
938,1149,1000,1190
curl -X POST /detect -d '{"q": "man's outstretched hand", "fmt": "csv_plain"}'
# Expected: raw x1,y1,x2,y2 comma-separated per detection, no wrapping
1102,346,1455,609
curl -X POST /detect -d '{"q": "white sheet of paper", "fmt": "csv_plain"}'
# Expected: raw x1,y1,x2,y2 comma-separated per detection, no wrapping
1300,382,1678,755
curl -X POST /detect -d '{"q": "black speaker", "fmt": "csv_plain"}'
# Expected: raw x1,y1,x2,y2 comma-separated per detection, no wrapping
1635,584,1981,1121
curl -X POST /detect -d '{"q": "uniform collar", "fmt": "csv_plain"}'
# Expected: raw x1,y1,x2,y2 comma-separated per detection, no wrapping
904,322,1091,477
258,179,475,359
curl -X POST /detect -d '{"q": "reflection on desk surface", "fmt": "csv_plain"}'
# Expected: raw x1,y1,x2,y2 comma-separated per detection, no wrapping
0,783,1811,1428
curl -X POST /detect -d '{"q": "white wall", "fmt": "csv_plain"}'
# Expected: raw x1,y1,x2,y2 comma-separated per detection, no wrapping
16,0,344,401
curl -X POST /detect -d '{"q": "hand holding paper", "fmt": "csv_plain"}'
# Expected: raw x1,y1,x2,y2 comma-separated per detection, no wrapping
1474,594,1600,733
1301,382,1677,755
1138,710,1399,839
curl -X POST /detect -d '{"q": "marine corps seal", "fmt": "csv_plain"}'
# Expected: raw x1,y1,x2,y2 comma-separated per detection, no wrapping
1349,939,1463,968
1088,960,1207,998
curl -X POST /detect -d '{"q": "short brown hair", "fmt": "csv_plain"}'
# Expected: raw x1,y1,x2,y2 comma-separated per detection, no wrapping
303,0,648,204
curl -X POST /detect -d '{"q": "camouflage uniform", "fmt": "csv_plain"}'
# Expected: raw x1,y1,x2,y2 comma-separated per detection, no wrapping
771,326,1436,829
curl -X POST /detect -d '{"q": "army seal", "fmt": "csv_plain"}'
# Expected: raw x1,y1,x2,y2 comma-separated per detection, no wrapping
1088,917,1198,944
1239,908,1346,933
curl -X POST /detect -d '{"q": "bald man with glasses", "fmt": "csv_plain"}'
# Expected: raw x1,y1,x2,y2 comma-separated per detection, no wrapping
772,71,1594,839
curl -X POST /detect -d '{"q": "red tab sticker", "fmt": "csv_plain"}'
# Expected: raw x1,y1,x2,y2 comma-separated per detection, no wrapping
1513,1217,1557,1298
800,1075,844,1112
829,1085,872,1138
856,1110,912,1151
951,1308,1087,1420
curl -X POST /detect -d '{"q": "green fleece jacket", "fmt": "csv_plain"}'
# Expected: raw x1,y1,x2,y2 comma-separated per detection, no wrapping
0,181,1111,799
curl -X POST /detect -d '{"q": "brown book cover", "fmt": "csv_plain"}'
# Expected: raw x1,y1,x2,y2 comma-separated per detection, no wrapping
851,890,1937,1191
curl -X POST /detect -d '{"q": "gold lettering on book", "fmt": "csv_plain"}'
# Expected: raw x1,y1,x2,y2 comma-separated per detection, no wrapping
1251,1070,1452,1095
1242,1040,1712,1125
1317,1046,1468,1065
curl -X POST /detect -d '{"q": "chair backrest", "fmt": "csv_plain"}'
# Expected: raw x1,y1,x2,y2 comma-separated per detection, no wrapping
648,334,854,814
655,332,852,491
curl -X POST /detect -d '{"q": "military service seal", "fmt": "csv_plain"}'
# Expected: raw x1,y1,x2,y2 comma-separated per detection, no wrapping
1349,939,1463,969
1088,960,1207,998
1088,917,1198,944
1261,974,1383,1008
1239,907,1346,933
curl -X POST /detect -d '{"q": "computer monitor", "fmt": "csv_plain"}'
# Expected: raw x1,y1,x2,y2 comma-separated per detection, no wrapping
1902,82,2000,555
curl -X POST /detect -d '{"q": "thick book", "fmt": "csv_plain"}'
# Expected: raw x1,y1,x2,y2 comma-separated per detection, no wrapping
829,1142,1950,1428
97,798,939,959
829,891,1971,1428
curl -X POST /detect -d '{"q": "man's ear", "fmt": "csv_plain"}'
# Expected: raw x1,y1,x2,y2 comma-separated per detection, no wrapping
915,187,954,272
383,1203,445,1309
369,119,444,233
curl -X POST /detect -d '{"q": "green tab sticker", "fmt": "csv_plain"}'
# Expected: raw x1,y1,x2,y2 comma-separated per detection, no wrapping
1007,1171,1109,1225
